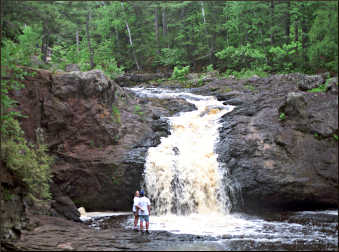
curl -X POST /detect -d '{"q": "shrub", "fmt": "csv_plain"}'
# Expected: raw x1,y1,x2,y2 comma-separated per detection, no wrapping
1,118,53,200
111,105,121,124
171,65,190,81
158,48,188,67
205,64,214,72
279,112,286,121
215,44,266,71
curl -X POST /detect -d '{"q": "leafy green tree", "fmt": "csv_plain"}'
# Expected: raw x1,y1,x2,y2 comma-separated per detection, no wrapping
308,1,338,73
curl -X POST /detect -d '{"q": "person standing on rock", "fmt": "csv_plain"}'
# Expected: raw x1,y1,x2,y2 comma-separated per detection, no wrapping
136,189,151,234
132,190,140,231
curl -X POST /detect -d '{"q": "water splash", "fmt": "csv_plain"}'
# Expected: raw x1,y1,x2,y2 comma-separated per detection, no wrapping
130,88,234,216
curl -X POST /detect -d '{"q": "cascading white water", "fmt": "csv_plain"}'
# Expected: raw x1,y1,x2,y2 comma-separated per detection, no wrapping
130,87,234,216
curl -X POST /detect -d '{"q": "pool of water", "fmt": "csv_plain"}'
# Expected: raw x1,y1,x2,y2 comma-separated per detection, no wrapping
83,209,338,251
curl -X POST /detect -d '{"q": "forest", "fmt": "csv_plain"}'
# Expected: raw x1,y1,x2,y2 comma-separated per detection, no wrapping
2,1,338,80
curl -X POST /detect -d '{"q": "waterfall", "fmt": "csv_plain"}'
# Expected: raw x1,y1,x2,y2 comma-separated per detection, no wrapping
130,88,234,216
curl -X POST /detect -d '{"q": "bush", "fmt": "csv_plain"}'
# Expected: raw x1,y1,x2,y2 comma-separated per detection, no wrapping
215,44,266,71
1,118,53,200
158,48,188,67
205,64,214,72
268,41,302,73
171,65,190,80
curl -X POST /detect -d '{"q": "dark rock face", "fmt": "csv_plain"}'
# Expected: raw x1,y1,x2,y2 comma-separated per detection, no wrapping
11,68,195,216
213,74,338,213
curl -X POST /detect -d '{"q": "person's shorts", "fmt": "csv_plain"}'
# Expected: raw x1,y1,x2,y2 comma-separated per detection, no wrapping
139,215,149,222
133,211,138,217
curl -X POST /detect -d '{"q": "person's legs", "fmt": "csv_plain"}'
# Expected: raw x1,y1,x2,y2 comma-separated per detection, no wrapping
145,215,149,233
133,212,139,230
139,216,144,231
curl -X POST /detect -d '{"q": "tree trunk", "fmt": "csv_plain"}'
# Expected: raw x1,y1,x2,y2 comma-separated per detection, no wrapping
270,0,275,46
76,29,79,54
300,4,309,68
162,7,167,38
121,3,141,71
41,25,49,63
295,20,299,43
285,0,290,44
154,5,160,53
86,10,95,70
200,1,206,24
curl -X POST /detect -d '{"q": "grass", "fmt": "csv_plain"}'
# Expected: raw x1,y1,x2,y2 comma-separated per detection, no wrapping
279,112,286,121
244,84,256,92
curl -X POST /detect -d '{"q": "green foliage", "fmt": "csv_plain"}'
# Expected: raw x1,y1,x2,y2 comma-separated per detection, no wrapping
2,188,14,201
158,48,188,67
223,87,232,93
1,118,53,200
171,66,190,81
308,2,338,73
1,26,38,134
268,42,302,72
134,105,144,116
244,84,256,92
279,112,286,121
215,44,266,71
307,84,327,93
111,105,121,124
333,134,338,141
205,64,214,72
2,1,338,74
307,78,333,93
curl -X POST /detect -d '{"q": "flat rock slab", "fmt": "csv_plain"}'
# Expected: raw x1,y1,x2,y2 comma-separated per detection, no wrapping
9,215,214,251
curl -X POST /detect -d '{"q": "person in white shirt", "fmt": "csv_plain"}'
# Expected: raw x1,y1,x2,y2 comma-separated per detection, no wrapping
136,189,151,233
132,190,140,231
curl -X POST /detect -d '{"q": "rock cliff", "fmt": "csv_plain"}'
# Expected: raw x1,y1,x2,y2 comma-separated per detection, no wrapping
198,74,338,213
8,68,195,220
